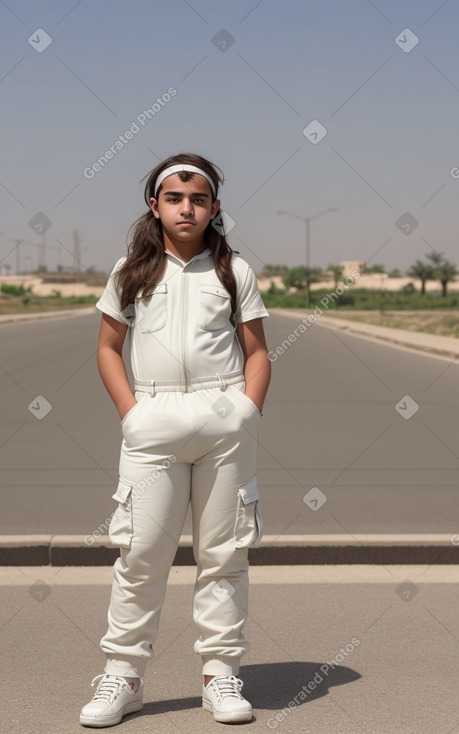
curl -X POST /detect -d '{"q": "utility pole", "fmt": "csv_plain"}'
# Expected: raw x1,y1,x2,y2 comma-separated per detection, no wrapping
9,237,23,275
37,232,46,270
277,208,338,308
73,230,82,272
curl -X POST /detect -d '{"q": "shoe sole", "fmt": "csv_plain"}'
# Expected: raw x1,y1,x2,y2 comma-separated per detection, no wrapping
202,697,253,723
80,701,143,727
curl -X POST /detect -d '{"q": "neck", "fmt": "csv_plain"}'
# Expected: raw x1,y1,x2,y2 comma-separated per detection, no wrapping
162,232,207,263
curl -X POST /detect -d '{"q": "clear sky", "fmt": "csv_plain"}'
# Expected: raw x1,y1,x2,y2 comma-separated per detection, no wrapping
1,0,458,276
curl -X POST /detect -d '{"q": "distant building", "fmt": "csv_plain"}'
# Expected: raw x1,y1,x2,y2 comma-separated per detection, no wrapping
340,261,365,278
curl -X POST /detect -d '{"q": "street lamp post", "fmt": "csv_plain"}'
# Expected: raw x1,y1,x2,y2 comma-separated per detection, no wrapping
277,207,337,308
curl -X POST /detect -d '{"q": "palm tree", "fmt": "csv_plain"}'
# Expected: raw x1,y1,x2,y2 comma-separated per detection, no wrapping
282,266,323,292
406,260,434,295
436,261,458,297
327,263,344,287
426,251,443,267
426,252,458,297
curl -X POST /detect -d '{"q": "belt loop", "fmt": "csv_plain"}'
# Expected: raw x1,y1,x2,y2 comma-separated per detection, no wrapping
216,373,227,391
150,379,156,397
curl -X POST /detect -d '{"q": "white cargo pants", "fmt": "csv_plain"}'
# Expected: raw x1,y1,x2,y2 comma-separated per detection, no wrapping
100,373,263,678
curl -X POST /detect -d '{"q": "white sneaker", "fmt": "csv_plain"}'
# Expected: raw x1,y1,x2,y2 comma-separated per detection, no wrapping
80,674,144,727
202,675,253,723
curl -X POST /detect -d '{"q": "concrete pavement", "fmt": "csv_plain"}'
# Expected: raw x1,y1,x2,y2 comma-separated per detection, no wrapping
2,564,459,734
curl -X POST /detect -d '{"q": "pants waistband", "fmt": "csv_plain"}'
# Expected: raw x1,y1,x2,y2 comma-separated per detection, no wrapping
133,370,244,395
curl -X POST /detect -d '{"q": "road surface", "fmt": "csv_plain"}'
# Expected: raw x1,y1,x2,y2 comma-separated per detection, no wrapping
1,309,458,537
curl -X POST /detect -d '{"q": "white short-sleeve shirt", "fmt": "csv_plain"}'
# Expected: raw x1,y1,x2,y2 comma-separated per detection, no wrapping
95,248,269,384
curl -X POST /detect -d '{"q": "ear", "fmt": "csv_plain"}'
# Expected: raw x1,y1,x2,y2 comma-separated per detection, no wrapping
149,196,160,219
210,198,221,219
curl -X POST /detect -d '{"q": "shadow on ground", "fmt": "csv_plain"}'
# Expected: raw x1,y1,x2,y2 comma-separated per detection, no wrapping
133,661,361,720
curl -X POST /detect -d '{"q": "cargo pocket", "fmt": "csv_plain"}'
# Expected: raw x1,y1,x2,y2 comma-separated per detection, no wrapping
109,477,134,549
198,283,232,331
137,282,168,333
234,476,264,548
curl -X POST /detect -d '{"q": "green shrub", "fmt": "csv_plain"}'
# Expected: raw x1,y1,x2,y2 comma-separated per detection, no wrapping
1,283,25,296
261,287,459,311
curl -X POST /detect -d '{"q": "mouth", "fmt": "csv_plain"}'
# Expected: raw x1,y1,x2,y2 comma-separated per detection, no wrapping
177,221,194,227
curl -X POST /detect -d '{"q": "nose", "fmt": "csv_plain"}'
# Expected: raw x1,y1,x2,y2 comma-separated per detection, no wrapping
179,197,193,216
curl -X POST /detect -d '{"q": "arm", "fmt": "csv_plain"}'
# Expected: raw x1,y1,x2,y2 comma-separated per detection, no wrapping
97,313,138,421
236,318,271,414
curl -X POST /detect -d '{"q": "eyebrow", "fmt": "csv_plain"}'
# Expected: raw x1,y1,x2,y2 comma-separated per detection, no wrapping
163,190,210,197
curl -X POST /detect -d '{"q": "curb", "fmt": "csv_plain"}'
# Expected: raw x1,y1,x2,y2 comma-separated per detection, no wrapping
318,316,459,360
271,309,459,361
1,535,458,566
0,307,97,325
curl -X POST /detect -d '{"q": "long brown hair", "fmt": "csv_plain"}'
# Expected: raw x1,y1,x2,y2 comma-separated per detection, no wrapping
114,153,238,324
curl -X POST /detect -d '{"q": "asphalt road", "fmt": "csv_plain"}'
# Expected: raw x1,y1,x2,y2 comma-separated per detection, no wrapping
1,309,458,536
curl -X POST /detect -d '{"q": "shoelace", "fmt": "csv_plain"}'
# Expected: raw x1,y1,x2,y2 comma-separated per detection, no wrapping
210,675,244,701
90,674,131,703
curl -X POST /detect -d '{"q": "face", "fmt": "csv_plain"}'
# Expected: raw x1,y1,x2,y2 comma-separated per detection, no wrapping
149,173,220,246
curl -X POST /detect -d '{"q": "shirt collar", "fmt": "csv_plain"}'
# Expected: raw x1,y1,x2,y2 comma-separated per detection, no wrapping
165,247,211,265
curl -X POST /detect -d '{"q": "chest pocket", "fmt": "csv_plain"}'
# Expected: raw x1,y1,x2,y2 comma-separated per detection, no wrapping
198,283,232,331
137,282,168,333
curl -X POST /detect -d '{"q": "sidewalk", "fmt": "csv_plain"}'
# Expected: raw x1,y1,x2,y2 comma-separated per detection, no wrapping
0,306,96,325
2,564,459,734
272,308,459,360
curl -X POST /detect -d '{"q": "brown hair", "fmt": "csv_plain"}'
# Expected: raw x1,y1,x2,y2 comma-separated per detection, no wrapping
114,152,238,324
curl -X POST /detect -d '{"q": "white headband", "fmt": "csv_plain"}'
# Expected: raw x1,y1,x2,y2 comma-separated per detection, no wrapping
154,164,217,198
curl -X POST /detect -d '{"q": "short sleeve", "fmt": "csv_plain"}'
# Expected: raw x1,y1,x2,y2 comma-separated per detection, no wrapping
95,257,130,324
233,260,270,324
